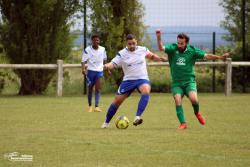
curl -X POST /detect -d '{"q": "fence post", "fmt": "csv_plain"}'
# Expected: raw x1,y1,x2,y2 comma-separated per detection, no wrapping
225,58,232,96
57,60,63,97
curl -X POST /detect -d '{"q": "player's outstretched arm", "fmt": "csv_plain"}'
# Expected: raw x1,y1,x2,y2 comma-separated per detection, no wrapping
205,52,230,60
146,51,167,62
156,29,165,52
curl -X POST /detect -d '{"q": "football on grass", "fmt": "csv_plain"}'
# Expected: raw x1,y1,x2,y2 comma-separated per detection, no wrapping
115,116,129,129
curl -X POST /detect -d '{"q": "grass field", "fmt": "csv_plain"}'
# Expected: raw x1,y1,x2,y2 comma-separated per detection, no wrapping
0,93,250,167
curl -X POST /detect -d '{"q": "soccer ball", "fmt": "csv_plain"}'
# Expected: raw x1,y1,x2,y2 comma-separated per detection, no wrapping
115,116,129,129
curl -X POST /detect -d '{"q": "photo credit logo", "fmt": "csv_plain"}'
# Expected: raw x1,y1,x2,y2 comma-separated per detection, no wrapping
4,152,33,162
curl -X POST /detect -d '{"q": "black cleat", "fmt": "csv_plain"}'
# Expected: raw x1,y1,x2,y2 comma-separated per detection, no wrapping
133,118,143,126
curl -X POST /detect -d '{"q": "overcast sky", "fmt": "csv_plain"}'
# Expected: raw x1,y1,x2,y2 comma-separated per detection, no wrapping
71,0,226,31
139,0,225,27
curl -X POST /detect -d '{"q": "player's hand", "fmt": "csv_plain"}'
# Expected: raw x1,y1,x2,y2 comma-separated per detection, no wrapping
160,57,167,62
103,64,112,75
82,69,86,75
156,29,161,37
156,29,161,34
222,52,230,59
103,64,109,70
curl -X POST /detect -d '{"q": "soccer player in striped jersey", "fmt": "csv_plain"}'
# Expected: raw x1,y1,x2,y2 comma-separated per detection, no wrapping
101,34,167,128
156,29,230,129
81,34,107,112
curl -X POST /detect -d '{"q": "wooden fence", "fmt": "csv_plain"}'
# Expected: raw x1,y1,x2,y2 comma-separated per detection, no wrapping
0,58,250,96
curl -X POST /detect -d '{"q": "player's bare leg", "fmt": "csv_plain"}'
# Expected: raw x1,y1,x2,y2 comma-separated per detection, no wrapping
188,91,206,125
174,94,182,106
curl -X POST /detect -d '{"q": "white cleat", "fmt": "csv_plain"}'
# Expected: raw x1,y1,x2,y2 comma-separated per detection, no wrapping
101,122,109,129
133,116,143,126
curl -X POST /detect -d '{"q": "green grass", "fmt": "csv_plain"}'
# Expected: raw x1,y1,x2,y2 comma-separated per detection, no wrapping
0,93,250,167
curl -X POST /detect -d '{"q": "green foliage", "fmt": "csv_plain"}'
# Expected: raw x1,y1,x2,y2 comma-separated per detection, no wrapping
219,0,250,92
0,0,80,95
195,66,224,92
148,66,171,93
149,66,225,93
0,65,226,95
220,0,250,44
0,69,19,94
215,45,248,92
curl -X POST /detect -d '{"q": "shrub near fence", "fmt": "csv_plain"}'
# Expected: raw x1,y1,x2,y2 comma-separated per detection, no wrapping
1,58,250,96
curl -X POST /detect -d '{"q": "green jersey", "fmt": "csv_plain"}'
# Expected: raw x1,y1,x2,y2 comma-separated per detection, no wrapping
165,43,205,83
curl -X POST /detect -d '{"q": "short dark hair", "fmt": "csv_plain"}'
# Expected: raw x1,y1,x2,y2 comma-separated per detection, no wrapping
177,33,189,43
91,34,99,40
126,34,135,41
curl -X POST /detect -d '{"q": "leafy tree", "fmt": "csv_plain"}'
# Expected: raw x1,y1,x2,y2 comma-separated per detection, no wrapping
0,0,80,95
87,0,149,86
220,0,250,92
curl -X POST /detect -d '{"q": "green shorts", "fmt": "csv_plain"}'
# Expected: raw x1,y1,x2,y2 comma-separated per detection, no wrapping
171,81,197,97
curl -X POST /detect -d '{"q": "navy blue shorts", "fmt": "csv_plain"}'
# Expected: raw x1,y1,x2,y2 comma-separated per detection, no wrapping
86,70,103,86
117,79,150,95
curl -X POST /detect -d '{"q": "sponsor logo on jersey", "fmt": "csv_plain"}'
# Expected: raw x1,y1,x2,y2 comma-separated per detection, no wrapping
127,61,144,67
176,57,186,66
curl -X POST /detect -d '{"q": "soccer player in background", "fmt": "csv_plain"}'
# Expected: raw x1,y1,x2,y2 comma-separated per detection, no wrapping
156,30,230,129
101,34,167,128
81,34,107,112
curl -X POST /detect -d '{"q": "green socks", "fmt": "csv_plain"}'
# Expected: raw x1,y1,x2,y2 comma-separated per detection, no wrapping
176,103,199,123
192,103,199,114
176,105,185,123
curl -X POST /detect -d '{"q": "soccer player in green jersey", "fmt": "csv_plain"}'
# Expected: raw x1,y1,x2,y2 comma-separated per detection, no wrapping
156,29,230,129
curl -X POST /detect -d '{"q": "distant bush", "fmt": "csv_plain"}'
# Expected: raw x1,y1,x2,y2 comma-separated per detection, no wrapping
149,65,225,93
0,70,19,94
148,66,171,93
0,63,227,95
